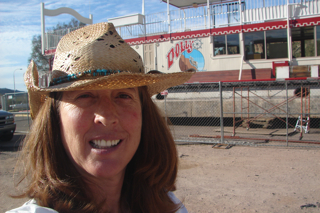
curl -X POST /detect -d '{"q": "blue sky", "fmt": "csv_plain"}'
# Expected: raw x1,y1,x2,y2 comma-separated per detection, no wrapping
0,0,173,91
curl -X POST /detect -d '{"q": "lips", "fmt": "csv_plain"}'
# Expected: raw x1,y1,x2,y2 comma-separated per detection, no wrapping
90,139,121,149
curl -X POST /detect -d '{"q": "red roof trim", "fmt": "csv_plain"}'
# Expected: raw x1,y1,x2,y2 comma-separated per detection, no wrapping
291,16,320,27
44,49,56,56
241,21,287,32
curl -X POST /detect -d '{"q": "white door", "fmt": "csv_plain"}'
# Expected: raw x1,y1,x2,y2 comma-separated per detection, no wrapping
144,44,154,73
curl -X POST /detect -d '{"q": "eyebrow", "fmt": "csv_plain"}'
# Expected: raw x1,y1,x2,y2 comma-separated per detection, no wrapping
125,88,137,92
66,88,137,96
117,88,138,94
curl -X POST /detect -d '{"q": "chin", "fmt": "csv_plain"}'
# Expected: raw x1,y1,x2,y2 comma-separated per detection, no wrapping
86,162,126,180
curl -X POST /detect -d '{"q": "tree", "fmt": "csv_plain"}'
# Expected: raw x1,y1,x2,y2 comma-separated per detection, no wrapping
49,18,86,31
28,35,50,71
28,18,86,71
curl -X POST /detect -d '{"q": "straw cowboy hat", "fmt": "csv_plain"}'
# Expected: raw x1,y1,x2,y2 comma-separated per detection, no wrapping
25,22,194,119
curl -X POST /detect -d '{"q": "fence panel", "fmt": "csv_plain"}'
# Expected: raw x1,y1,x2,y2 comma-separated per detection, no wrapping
153,83,222,144
157,79,320,148
234,80,320,148
1,92,31,135
2,80,319,148
1,92,29,112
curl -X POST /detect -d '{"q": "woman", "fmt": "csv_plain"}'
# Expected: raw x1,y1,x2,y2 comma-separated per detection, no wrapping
8,23,194,213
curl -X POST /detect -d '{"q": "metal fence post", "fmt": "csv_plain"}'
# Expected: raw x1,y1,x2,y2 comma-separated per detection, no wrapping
164,95,167,124
286,81,288,147
4,94,8,111
26,92,30,128
219,81,224,143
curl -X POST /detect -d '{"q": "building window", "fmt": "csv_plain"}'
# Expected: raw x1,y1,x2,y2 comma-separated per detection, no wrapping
266,29,288,59
214,35,226,55
245,29,288,60
316,26,320,56
214,34,239,56
292,26,315,58
227,34,240,54
244,31,265,60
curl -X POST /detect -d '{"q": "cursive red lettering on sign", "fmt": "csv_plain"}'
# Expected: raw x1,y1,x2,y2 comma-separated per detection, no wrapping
167,40,195,69
180,41,186,54
175,43,180,58
167,48,174,69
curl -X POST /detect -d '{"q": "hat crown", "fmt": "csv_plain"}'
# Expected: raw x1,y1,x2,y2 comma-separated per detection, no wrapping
52,23,144,80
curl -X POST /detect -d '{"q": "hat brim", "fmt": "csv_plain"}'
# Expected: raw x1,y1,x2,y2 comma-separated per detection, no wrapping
40,71,193,95
25,60,194,119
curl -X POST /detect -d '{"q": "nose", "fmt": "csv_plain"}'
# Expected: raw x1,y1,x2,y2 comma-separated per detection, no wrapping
94,98,119,126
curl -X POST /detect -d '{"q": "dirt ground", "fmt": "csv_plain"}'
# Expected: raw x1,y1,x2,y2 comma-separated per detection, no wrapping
1,143,320,213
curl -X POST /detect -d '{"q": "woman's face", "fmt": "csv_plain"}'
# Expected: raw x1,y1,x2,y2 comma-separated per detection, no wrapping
59,88,142,181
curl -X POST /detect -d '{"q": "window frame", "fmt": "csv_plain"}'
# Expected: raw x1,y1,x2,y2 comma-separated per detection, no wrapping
213,33,240,57
244,31,265,60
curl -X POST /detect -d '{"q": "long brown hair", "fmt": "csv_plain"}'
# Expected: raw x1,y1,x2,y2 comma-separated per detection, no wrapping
14,86,179,213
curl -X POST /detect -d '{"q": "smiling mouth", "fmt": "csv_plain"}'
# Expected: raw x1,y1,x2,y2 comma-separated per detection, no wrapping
90,139,121,149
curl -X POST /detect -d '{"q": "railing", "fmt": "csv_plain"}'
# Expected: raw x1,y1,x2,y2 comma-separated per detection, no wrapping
44,26,82,51
212,2,241,27
43,0,320,51
145,11,168,35
171,7,209,32
116,0,320,39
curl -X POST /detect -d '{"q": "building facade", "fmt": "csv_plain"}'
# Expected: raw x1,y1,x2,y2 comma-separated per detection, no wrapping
107,0,320,82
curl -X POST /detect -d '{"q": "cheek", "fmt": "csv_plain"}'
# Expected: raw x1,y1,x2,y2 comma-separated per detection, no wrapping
60,104,89,142
132,111,142,122
122,108,142,134
132,108,142,127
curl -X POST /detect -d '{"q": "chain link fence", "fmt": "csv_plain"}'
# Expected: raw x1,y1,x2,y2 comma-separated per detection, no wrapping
1,92,29,112
155,79,320,148
2,80,320,148
1,92,32,134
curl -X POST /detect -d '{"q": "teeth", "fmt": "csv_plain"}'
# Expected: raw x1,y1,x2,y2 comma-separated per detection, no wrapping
91,139,120,149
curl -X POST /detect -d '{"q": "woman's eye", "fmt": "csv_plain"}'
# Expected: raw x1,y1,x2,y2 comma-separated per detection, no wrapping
76,94,92,99
118,94,131,99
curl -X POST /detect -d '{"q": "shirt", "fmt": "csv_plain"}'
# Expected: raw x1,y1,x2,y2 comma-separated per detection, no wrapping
6,192,188,213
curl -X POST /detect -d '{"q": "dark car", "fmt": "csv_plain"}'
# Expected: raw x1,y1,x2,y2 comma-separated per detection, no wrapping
0,110,16,141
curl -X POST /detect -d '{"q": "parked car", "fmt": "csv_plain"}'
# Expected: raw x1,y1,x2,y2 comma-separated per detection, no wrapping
0,110,16,141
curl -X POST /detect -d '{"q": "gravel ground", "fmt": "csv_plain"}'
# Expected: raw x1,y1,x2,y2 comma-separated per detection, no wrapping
1,143,320,213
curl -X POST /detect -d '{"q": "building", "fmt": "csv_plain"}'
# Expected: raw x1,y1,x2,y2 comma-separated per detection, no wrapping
41,1,320,122
107,0,320,82
43,0,320,82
